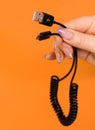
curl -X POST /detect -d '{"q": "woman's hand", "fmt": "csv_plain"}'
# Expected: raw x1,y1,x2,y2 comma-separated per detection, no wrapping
44,15,95,65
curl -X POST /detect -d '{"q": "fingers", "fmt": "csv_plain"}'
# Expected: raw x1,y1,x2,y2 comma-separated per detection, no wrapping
44,51,65,63
44,52,56,60
77,49,95,65
86,53,95,65
58,28,95,53
44,46,65,63
54,37,73,58
44,40,73,63
54,45,65,63
64,15,95,34
43,15,95,65
77,49,89,60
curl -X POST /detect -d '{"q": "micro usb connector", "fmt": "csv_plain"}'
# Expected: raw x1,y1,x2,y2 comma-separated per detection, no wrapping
32,11,54,26
36,31,52,40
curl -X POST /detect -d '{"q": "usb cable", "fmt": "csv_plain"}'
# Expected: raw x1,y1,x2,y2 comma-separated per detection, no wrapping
33,11,66,27
32,11,78,126
32,11,66,40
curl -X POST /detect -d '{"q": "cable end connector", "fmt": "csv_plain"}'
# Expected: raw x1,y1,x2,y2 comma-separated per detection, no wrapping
32,11,54,26
32,11,44,22
36,31,52,41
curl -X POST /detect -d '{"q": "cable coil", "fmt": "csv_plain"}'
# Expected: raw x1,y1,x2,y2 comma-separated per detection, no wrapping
50,48,78,126
50,76,78,126
32,11,79,126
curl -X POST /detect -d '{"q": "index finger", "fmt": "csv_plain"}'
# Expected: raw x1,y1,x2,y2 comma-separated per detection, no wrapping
64,15,95,34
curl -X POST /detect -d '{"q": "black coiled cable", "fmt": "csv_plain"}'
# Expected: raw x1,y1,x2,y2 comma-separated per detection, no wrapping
50,48,78,126
50,77,78,126
34,19,78,126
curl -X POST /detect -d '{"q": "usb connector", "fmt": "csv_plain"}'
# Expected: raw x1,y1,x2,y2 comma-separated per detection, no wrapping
36,31,52,40
36,31,62,41
32,11,66,41
32,11,44,23
32,11,54,26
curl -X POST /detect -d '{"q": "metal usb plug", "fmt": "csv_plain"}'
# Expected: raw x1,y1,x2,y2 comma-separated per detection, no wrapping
32,11,54,26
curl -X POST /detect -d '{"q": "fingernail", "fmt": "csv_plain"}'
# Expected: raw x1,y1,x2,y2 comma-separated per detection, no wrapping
64,47,73,59
44,54,50,59
69,53,73,59
56,53,62,63
54,43,57,50
58,28,73,40
57,57,61,63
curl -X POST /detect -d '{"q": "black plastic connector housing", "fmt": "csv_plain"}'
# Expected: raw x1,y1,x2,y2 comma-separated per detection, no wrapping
33,11,54,26
36,31,52,40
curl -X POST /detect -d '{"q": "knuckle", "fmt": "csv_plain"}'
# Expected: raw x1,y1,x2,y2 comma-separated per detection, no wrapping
72,32,86,48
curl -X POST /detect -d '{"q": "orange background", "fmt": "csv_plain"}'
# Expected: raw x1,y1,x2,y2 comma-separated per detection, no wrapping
0,0,95,130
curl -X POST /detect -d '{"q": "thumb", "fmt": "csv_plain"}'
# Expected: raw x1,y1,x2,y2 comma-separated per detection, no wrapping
58,28,95,53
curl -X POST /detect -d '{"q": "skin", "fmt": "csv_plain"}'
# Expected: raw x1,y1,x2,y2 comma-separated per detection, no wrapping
44,15,95,65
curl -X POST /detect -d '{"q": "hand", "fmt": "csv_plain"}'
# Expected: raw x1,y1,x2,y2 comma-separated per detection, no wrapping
44,15,95,65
